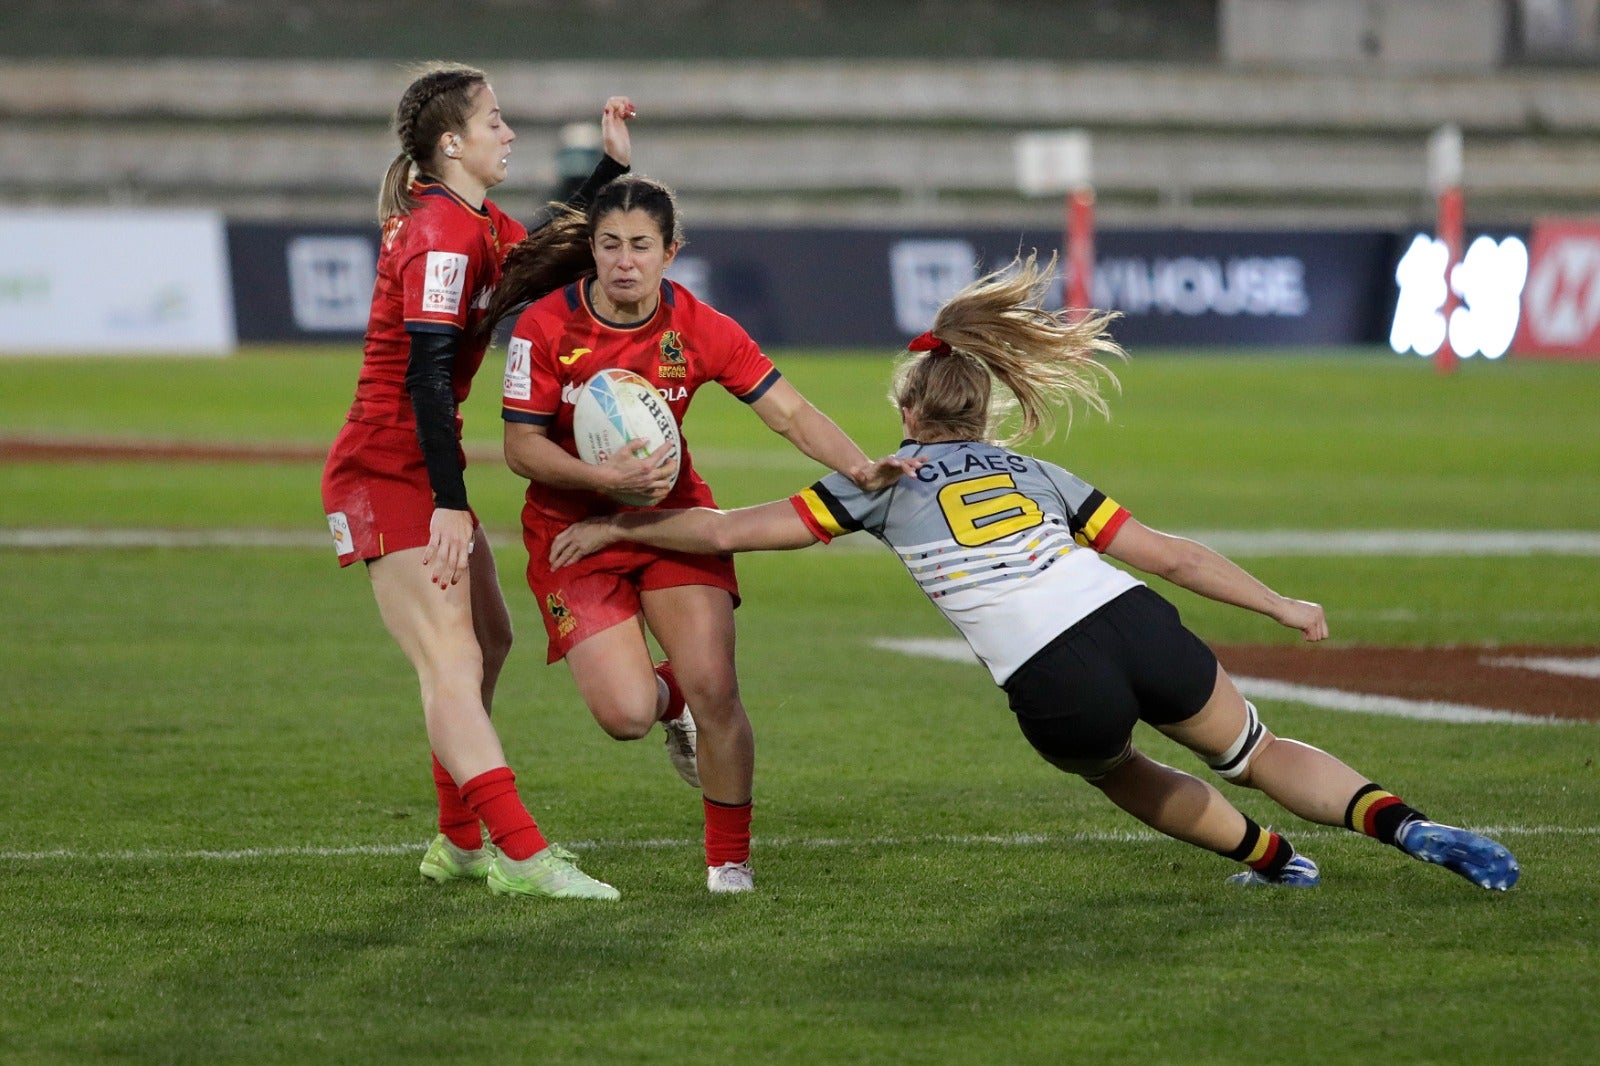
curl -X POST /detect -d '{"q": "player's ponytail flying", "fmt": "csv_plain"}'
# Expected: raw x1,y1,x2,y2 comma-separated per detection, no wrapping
892,254,1126,446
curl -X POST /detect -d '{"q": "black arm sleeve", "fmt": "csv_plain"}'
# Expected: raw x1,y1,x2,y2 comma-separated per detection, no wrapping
521,154,630,234
564,153,629,212
404,330,469,511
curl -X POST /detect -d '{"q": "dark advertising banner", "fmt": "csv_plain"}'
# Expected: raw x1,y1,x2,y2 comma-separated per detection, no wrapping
668,226,1399,349
227,220,1399,349
227,221,377,342
1082,229,1398,348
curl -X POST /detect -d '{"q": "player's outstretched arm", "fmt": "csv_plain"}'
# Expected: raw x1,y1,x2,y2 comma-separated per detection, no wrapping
749,379,870,478
1102,518,1328,641
550,500,818,569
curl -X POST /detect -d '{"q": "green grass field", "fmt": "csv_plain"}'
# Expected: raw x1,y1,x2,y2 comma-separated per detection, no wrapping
2,348,1598,1064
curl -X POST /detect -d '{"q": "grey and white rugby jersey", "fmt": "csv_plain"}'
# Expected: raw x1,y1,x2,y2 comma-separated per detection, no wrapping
788,440,1144,684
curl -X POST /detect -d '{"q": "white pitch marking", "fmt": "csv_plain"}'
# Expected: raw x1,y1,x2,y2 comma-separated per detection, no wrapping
6,527,1600,555
1183,529,1600,556
1,824,1593,863
873,636,974,664
1231,677,1569,726
1482,655,1600,680
872,637,1580,726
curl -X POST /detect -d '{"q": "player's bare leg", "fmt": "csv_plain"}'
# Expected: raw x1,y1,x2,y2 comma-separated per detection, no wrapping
565,617,662,740
642,585,751,803
466,526,514,715
370,547,506,782
1160,663,1517,889
1091,749,1253,853
1081,747,1316,886
371,547,616,897
1160,664,1369,825
644,584,755,892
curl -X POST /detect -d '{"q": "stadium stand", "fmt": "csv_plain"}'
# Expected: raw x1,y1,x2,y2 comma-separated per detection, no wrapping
2,1,1597,228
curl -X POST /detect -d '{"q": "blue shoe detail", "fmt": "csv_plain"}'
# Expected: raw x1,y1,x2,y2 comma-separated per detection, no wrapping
1396,820,1520,891
1227,852,1321,888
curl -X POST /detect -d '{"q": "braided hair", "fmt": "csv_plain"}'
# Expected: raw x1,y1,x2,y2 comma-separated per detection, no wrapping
377,63,488,223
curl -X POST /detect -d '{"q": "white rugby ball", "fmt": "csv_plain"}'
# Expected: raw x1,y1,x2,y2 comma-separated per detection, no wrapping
571,368,681,506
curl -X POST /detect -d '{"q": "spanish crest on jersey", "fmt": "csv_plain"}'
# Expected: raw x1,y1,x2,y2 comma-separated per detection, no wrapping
658,330,687,378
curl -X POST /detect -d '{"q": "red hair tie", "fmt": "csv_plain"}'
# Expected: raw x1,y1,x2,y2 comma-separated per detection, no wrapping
908,330,952,356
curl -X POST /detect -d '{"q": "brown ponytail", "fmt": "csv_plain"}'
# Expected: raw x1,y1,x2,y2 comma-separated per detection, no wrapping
377,62,488,223
480,207,595,337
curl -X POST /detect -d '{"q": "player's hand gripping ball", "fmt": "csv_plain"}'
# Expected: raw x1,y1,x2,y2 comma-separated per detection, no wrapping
571,369,681,506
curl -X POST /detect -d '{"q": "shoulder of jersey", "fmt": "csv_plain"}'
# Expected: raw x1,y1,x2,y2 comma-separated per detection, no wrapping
666,280,706,311
401,194,466,243
484,199,526,239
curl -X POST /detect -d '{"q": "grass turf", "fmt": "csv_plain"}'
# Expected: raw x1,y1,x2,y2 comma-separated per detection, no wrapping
1,348,1597,1063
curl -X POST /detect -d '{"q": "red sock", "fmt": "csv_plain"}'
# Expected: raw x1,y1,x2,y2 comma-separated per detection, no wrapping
655,660,686,722
704,796,752,866
459,766,548,861
431,753,482,850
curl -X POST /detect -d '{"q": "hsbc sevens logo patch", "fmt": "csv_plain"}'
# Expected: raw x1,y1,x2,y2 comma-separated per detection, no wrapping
503,337,532,401
422,251,469,315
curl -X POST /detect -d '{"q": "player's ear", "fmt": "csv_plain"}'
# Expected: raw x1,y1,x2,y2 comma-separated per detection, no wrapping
662,241,680,269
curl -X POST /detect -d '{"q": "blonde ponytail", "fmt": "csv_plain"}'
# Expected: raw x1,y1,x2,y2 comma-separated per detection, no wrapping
892,254,1125,446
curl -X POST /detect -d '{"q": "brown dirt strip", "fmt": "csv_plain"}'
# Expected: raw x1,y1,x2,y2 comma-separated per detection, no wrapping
0,435,501,464
1,435,327,463
1216,644,1600,723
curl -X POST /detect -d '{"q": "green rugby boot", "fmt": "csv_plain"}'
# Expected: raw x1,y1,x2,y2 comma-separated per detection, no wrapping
419,833,497,884
487,847,621,901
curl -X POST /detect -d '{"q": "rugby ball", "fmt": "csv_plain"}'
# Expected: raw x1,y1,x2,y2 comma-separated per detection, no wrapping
571,368,681,506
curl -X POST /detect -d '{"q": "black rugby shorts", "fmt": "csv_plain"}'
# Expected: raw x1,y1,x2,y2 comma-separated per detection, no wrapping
1001,586,1219,764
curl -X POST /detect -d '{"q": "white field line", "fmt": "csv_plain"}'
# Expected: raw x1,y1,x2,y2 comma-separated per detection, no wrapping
2,824,1595,864
872,637,1586,726
4,527,1600,556
1230,677,1570,726
1483,655,1600,679
1185,529,1600,556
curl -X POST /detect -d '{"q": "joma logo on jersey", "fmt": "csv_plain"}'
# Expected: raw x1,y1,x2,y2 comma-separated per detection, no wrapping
545,591,578,638
657,331,687,377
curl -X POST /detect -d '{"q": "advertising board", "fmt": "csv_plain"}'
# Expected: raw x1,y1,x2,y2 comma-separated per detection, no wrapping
0,209,235,356
1512,218,1600,360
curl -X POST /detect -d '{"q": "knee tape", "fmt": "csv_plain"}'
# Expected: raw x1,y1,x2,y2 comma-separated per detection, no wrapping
1205,700,1266,781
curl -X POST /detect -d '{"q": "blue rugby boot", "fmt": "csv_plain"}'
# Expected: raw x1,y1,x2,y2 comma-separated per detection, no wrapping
1396,820,1520,891
1226,852,1322,888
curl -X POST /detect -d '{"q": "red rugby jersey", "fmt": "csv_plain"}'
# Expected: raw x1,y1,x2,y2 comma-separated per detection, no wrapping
502,278,780,523
345,180,528,431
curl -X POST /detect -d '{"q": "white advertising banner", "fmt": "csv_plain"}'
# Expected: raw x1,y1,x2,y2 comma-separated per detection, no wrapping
0,209,236,355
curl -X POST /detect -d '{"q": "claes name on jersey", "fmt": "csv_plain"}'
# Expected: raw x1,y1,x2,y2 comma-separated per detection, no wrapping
914,451,1031,483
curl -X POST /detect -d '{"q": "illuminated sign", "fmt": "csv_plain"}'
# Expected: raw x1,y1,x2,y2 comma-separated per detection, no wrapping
1390,233,1528,361
1513,218,1600,359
